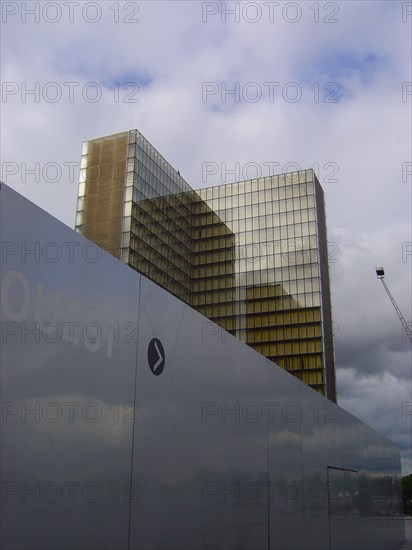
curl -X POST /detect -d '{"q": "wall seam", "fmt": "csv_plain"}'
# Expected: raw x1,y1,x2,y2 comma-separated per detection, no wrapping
127,274,142,550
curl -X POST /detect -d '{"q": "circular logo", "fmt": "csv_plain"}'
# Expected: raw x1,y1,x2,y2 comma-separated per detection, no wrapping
147,338,165,376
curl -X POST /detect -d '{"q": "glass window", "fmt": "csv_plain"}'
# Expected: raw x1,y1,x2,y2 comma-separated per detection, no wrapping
279,213,287,226
308,221,317,235
80,155,89,170
237,193,245,207
218,185,226,198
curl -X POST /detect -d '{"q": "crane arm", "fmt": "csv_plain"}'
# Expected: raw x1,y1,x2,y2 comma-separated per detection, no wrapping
378,276,412,343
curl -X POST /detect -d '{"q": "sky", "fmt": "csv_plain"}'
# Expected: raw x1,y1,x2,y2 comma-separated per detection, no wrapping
1,1,411,475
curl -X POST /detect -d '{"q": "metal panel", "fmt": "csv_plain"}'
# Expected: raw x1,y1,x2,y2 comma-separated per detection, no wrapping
299,385,404,550
129,276,273,549
1,184,139,549
266,373,304,550
327,467,359,550
0,184,405,550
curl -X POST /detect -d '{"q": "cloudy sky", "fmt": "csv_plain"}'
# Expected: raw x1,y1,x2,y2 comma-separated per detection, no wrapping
1,1,411,474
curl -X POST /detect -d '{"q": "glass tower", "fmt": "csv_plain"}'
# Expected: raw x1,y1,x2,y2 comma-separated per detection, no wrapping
76,130,336,401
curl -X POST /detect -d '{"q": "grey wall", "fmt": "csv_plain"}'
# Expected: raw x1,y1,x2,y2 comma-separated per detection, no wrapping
0,184,404,550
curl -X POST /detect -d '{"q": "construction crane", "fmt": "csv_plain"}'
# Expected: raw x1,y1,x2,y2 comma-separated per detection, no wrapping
375,267,412,343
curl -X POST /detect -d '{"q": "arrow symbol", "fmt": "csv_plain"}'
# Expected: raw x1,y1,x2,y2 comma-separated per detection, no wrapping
148,338,165,376
152,341,163,373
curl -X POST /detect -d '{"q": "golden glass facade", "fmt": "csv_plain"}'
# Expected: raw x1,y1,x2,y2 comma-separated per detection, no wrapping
76,132,128,260
76,130,336,402
197,175,335,401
